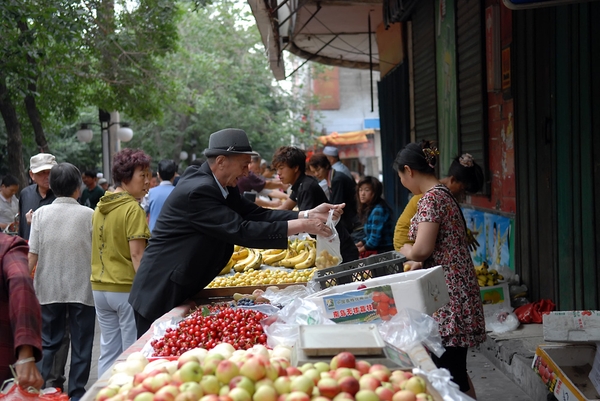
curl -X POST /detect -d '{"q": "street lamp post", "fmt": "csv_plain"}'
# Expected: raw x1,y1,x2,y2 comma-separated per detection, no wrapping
76,109,133,183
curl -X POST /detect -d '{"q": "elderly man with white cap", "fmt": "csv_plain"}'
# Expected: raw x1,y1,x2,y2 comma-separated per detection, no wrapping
18,153,58,240
323,146,353,179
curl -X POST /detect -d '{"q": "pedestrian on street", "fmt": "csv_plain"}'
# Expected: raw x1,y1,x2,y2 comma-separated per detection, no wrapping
27,163,95,401
79,170,105,209
395,141,486,398
129,129,344,338
147,159,177,232
18,153,57,240
0,174,20,232
91,149,151,377
322,146,353,179
0,233,43,389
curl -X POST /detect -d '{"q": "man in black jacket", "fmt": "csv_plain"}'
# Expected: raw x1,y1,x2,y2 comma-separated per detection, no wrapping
129,128,344,337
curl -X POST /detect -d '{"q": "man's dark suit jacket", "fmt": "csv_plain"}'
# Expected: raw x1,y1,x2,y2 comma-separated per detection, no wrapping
129,162,298,322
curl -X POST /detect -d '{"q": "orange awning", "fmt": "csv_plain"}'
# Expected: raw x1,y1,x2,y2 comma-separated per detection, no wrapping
317,129,374,146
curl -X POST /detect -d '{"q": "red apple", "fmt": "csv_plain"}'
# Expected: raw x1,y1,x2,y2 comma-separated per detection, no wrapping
317,377,341,399
154,385,180,401
332,392,355,401
303,369,321,385
240,356,268,382
287,391,310,401
216,360,240,384
355,390,378,401
392,390,416,401
180,382,204,399
286,366,302,377
133,393,154,401
333,368,353,381
142,372,172,393
337,376,360,396
358,375,380,391
368,365,391,383
252,385,277,401
228,388,251,401
355,361,371,376
375,386,394,401
229,376,255,396
330,352,356,370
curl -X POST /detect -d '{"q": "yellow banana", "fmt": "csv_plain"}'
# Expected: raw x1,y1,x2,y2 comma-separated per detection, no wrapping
234,244,241,252
294,247,316,269
244,252,262,271
261,249,281,257
234,249,255,272
263,249,287,265
231,247,249,261
219,257,235,275
280,250,309,268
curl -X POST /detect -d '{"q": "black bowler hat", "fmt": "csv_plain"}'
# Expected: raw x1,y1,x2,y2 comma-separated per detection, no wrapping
203,128,259,158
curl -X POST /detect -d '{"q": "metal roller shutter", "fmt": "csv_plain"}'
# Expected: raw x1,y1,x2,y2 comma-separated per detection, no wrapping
411,0,438,144
456,0,488,190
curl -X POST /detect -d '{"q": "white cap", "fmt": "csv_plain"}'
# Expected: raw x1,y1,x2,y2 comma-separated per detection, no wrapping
323,146,339,157
29,153,57,174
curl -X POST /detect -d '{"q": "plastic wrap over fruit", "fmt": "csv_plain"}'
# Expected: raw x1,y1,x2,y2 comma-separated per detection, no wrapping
261,298,334,347
261,284,314,308
412,368,476,401
378,308,445,358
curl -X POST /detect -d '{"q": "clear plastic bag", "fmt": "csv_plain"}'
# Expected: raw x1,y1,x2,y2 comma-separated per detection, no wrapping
486,307,520,334
261,298,334,347
378,308,445,358
412,368,476,401
261,285,314,307
315,209,342,269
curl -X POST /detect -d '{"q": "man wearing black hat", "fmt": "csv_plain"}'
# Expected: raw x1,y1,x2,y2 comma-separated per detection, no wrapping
129,128,344,337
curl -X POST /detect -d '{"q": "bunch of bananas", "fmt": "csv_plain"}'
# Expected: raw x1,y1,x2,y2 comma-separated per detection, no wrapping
218,246,262,275
475,261,504,287
277,238,317,270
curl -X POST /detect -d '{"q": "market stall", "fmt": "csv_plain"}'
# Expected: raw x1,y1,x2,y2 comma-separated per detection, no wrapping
81,246,472,401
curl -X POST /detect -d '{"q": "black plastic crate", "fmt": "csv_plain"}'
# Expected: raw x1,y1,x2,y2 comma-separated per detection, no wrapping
313,251,407,289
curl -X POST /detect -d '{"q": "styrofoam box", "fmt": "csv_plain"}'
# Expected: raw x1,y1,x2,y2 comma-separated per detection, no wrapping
543,311,600,342
532,344,600,401
479,281,510,318
305,265,450,324
590,344,600,395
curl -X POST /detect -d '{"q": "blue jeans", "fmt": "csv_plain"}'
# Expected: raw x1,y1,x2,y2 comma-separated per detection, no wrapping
39,303,95,400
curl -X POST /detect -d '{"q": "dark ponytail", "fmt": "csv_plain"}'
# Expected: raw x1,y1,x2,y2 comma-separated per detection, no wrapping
393,140,439,175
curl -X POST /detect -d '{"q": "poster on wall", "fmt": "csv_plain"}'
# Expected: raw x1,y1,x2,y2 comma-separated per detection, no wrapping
435,0,459,175
462,208,514,271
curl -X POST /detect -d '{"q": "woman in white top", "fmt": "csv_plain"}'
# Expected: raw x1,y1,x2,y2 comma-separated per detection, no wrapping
0,174,19,231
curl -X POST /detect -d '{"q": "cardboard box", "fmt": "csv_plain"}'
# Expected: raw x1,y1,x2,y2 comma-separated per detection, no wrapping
543,311,600,342
305,266,450,324
532,344,600,400
480,281,510,317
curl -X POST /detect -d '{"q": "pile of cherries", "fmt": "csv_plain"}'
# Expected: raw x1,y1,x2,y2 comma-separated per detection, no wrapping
150,305,268,357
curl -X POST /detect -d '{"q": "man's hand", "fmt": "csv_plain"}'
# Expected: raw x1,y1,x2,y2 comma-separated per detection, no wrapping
15,360,44,390
25,209,34,225
308,203,345,222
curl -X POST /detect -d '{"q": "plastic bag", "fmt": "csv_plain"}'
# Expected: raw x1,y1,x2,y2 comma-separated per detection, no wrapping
261,285,314,307
261,298,334,347
0,381,68,400
514,299,555,323
486,307,520,334
412,368,476,401
315,209,342,269
378,308,445,358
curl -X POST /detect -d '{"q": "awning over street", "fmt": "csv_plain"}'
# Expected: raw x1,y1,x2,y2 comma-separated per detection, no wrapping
317,129,374,146
248,0,383,80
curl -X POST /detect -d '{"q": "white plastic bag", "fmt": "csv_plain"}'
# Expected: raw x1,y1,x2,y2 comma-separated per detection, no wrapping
315,209,342,269
486,307,520,334
413,368,476,401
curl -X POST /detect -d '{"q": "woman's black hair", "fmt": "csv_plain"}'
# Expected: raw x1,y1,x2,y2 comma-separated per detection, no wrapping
393,140,438,175
50,163,82,197
447,154,484,193
356,176,391,224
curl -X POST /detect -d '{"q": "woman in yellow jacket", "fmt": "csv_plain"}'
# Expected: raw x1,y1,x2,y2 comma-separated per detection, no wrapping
91,149,151,377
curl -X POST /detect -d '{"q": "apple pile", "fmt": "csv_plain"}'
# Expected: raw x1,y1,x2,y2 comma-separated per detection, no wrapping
95,348,435,401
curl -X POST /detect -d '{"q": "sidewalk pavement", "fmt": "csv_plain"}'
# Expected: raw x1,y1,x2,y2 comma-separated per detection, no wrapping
68,318,542,400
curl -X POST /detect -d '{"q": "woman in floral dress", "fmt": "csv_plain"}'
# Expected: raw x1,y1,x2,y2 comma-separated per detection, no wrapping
394,141,486,398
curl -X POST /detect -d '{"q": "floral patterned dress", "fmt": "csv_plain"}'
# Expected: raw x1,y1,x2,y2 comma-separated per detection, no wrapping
408,185,486,348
